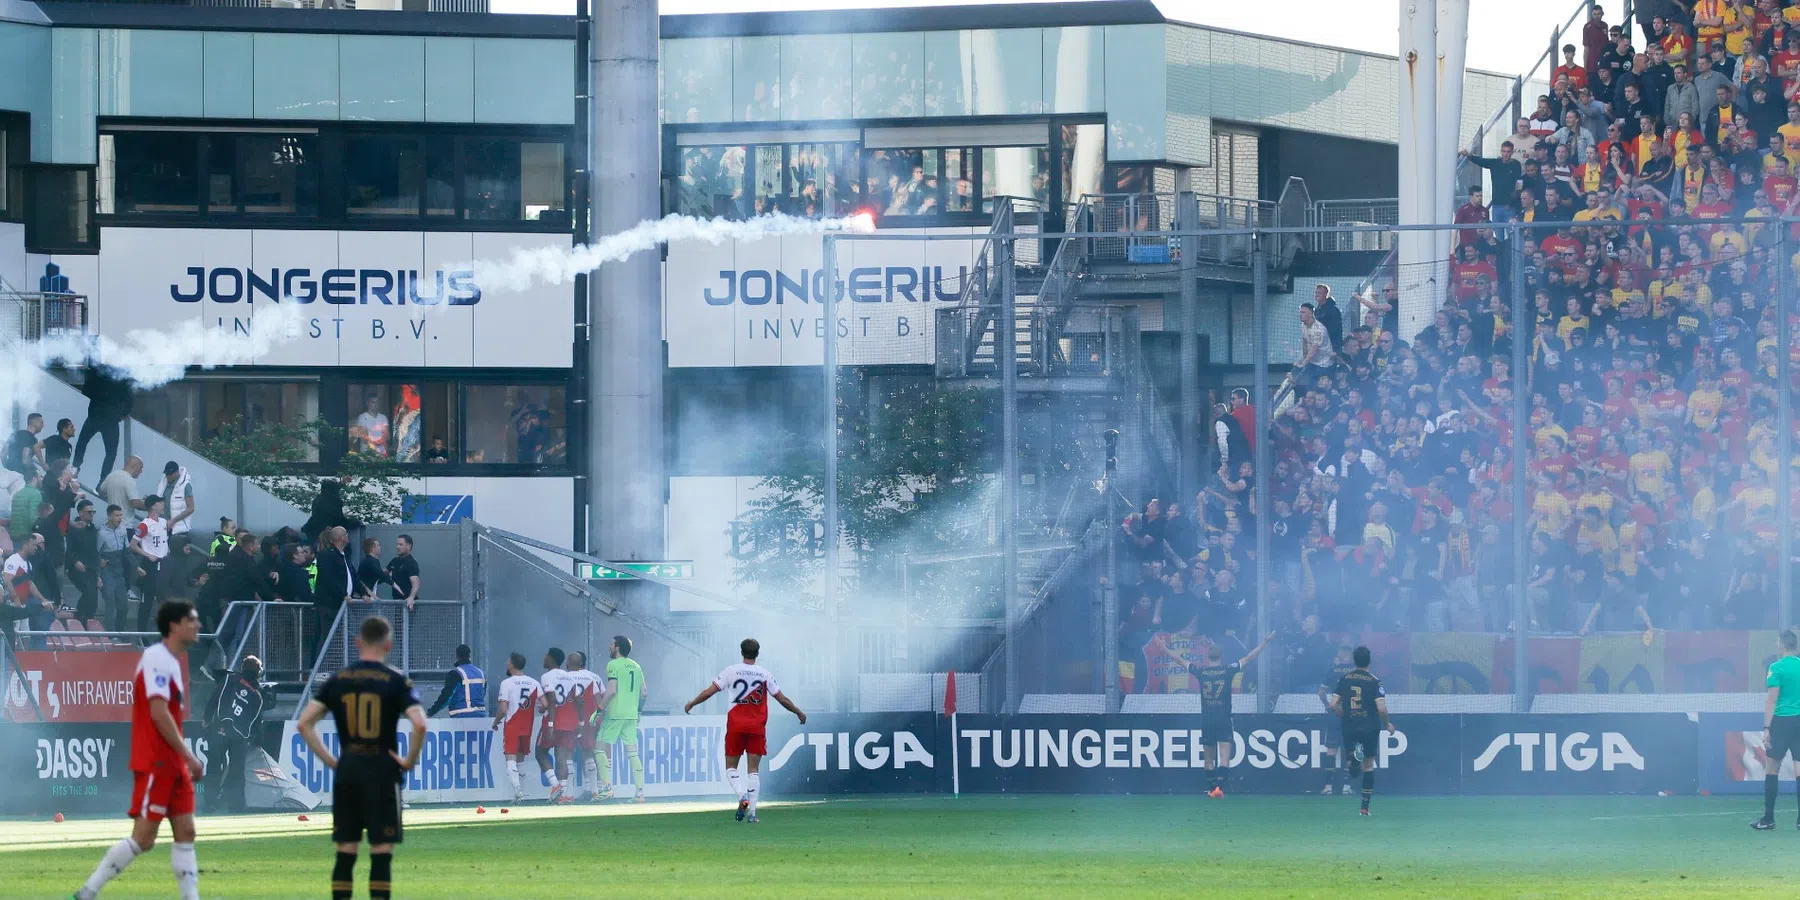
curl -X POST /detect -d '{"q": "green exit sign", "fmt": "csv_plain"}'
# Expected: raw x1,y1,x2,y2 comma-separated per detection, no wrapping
578,561,695,581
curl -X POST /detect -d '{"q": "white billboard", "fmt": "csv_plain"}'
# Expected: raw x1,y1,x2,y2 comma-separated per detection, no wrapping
91,227,572,368
663,226,983,367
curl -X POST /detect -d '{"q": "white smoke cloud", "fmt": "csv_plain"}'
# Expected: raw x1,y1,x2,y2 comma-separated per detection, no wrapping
474,212,875,292
0,303,308,415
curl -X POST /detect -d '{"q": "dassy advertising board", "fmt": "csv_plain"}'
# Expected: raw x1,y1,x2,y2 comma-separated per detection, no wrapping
279,715,733,805
4,650,191,723
758,713,1699,796
1697,713,1792,795
0,723,217,815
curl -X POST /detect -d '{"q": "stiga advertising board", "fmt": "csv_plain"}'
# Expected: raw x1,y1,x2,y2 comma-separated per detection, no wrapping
762,712,1701,797
951,714,1457,795
0,723,218,815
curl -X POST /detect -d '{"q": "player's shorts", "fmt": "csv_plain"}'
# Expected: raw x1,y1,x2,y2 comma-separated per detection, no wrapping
506,731,532,756
128,768,195,822
552,728,577,754
725,729,767,758
1343,724,1383,764
1768,715,1800,765
1200,715,1233,745
599,717,638,746
332,763,405,845
536,720,557,749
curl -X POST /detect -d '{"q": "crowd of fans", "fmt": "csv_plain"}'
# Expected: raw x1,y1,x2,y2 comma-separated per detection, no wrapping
0,412,425,668
1117,2,1800,690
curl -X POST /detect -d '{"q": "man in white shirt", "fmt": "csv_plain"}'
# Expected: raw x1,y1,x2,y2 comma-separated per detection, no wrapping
353,395,390,458
100,456,146,525
2,533,54,646
132,496,172,632
1296,302,1335,390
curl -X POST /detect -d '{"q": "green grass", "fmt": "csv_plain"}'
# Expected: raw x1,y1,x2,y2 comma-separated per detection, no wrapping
9,794,1794,898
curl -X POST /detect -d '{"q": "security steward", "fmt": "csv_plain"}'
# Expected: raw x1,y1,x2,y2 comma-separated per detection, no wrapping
426,643,487,718
206,654,267,813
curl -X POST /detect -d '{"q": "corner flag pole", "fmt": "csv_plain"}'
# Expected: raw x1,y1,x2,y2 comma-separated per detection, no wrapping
946,670,960,799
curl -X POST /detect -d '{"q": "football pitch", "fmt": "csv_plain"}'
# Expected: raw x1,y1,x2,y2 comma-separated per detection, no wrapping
3,794,1791,898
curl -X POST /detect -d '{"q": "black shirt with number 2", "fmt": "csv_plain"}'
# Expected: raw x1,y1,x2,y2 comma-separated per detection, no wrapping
1333,669,1386,726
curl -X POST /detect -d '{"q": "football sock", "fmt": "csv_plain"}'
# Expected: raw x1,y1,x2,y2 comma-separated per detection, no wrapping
171,841,199,900
331,851,356,900
1765,774,1780,820
747,772,761,816
727,768,745,800
1361,771,1375,808
583,757,598,789
81,836,143,898
369,852,393,900
506,759,522,794
594,745,612,788
629,747,645,791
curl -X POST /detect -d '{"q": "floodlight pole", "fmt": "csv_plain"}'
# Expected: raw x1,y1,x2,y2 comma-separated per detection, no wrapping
1252,236,1272,712
823,232,842,712
1509,222,1530,713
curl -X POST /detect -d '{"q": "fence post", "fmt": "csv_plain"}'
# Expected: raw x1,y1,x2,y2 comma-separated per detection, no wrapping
1178,193,1201,505
999,231,1019,714
1780,227,1793,628
1251,233,1273,713
1508,221,1530,714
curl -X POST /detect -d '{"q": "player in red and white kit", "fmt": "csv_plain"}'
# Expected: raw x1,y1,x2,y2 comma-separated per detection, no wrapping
490,652,541,803
75,601,205,900
683,638,806,823
565,651,606,799
534,647,577,803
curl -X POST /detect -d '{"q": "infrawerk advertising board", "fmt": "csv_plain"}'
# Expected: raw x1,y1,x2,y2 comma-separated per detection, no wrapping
278,716,732,804
92,228,572,369
663,226,982,367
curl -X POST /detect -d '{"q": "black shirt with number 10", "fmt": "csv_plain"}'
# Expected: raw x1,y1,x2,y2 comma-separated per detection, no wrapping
315,660,422,770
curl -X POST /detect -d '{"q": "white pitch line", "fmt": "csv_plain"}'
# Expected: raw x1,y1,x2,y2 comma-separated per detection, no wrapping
1588,811,1749,821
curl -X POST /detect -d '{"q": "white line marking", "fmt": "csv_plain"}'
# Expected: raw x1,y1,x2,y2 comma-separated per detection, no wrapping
1588,811,1747,821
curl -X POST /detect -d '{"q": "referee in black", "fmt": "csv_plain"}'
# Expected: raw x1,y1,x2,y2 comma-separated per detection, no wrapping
1754,629,1800,830
298,616,427,900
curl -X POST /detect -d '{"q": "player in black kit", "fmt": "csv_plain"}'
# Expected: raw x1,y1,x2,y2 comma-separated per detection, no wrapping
1188,631,1275,797
1329,646,1394,816
297,616,428,900
1317,645,1358,796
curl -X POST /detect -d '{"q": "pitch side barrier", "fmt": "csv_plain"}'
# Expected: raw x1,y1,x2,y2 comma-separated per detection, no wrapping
758,713,1702,796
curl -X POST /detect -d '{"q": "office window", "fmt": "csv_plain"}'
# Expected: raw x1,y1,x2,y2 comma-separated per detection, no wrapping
134,381,321,462
463,384,566,465
346,383,454,463
25,167,93,251
206,136,236,214
863,147,978,217
676,144,747,218
237,134,319,216
105,132,200,215
465,138,567,223
0,118,24,221
424,139,456,217
981,146,1050,211
346,137,423,217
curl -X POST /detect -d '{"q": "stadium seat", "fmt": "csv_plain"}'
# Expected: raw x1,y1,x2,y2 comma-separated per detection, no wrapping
62,618,92,649
1121,694,1202,714
1018,694,1106,714
47,618,69,649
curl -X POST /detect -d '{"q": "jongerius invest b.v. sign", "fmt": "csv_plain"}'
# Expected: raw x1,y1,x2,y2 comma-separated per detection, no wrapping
94,227,571,368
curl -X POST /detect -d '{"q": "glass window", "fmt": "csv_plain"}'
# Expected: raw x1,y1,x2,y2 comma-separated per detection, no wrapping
106,131,200,215
944,148,975,212
237,135,319,216
982,146,1049,211
753,145,783,216
783,143,856,217
463,385,566,465
676,145,747,218
863,149,934,216
464,138,567,223
25,167,93,250
1060,123,1105,205
347,383,453,463
135,381,320,461
0,119,18,220
206,136,236,214
346,137,423,217
424,138,456,217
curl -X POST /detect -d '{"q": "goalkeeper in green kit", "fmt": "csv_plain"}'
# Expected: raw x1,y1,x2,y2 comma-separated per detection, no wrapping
592,635,646,802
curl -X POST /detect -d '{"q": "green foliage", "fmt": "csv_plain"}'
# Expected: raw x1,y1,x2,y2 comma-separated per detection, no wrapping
193,417,414,524
731,379,1002,619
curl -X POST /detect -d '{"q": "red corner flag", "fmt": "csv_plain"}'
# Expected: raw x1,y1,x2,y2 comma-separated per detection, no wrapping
943,671,958,717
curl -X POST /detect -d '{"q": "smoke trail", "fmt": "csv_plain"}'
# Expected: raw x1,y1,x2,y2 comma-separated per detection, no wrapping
0,303,308,416
475,212,876,292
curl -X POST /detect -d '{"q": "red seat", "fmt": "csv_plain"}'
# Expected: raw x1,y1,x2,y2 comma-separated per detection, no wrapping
47,619,69,650
63,619,92,649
